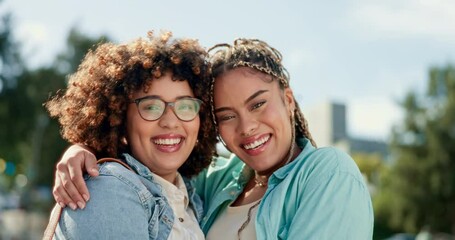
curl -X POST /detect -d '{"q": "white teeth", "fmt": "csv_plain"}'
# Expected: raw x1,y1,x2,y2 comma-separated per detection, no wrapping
243,135,270,150
154,138,182,145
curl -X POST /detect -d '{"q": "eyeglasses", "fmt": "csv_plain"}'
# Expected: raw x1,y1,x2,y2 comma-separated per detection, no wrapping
132,96,202,122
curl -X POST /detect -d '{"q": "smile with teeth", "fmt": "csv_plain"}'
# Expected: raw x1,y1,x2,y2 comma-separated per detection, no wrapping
243,135,270,150
153,138,182,145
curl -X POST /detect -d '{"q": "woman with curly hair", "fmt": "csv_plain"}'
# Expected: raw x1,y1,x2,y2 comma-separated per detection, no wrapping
51,38,373,239
44,31,216,239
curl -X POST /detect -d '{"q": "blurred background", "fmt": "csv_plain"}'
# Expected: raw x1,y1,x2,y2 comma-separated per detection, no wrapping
0,0,454,239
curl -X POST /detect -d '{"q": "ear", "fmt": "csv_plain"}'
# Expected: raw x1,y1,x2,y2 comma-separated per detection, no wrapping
121,136,128,145
283,87,295,115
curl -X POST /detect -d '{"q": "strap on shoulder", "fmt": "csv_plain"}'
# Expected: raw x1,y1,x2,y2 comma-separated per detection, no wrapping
42,204,62,240
96,157,134,172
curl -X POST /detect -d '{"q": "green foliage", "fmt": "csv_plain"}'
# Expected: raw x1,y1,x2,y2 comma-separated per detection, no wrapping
352,152,384,184
54,28,108,74
0,11,111,195
374,65,455,234
0,6,26,188
0,9,23,89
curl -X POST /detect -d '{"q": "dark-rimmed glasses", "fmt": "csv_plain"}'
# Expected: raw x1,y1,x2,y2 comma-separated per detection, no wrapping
131,96,202,122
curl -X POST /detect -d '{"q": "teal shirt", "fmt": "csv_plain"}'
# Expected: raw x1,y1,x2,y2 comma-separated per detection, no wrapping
193,138,374,239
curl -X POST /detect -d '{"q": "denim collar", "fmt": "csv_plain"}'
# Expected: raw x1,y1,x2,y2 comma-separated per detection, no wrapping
122,153,157,181
121,153,203,221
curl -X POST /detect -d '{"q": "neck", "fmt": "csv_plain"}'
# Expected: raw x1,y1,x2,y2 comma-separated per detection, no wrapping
254,173,269,187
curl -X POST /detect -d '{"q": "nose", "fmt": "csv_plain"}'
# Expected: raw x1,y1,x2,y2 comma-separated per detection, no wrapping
158,105,180,128
238,115,258,137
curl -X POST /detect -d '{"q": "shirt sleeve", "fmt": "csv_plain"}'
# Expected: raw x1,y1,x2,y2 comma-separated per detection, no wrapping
55,174,151,239
287,150,374,239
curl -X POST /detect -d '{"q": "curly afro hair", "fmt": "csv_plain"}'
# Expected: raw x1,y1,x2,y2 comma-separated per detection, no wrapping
45,31,217,177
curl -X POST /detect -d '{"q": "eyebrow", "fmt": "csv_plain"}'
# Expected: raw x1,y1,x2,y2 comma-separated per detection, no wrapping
136,95,194,100
214,90,268,113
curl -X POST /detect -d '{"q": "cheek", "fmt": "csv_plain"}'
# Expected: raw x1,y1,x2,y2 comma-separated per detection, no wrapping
187,117,201,138
219,125,241,152
126,108,149,140
270,98,291,119
218,125,228,138
193,118,201,135
125,108,136,138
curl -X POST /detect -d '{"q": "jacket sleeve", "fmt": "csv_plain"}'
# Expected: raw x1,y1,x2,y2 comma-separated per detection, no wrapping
286,149,374,240
54,173,151,239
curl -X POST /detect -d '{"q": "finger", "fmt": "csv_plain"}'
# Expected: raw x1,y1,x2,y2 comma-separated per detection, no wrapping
57,163,86,209
68,158,91,202
84,151,99,178
53,175,77,210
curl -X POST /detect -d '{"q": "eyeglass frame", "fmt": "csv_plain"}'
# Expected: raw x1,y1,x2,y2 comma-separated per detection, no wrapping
131,96,203,122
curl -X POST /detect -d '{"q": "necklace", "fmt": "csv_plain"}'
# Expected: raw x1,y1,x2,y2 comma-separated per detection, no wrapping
237,200,261,240
254,174,268,187
238,115,299,239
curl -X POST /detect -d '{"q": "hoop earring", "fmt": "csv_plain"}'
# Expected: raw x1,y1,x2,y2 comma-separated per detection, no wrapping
283,113,296,165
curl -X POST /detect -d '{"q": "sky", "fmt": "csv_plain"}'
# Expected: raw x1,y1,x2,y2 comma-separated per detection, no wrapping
2,0,455,141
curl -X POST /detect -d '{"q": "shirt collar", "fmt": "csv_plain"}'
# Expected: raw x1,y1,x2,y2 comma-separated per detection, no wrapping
272,138,313,180
152,171,189,208
234,138,314,185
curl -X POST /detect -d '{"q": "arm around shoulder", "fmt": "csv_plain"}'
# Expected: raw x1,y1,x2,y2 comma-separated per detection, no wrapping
54,172,151,239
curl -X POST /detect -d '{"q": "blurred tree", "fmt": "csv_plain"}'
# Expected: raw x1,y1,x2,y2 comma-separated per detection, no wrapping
0,3,26,188
374,65,455,235
352,152,383,185
30,28,109,188
0,17,109,195
0,2,23,89
54,28,108,74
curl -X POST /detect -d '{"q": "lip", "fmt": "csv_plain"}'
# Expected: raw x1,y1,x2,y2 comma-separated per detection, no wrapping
152,133,185,153
240,133,271,156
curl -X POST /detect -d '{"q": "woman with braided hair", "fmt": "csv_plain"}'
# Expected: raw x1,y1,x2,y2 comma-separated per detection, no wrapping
51,38,373,239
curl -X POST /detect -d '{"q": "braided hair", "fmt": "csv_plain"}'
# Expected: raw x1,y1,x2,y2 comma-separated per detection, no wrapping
208,38,316,148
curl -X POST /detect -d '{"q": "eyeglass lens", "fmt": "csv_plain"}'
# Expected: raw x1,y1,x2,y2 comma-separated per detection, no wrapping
137,97,201,121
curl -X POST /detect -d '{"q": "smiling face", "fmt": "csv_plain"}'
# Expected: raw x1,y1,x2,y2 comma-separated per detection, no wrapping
213,67,296,174
126,72,200,182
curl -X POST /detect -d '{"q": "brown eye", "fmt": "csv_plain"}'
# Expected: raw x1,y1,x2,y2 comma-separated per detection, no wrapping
217,114,235,122
251,101,266,111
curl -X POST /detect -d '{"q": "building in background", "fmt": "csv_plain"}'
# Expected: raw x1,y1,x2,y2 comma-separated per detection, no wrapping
306,101,388,195
306,101,388,159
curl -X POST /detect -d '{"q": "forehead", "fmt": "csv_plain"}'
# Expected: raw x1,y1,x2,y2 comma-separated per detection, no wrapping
133,73,194,100
214,67,277,97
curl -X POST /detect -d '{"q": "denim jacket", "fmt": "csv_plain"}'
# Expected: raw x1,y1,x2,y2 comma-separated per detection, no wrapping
54,153,204,240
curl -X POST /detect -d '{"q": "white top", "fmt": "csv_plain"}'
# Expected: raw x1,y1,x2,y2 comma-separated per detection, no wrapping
206,199,260,240
152,172,205,240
